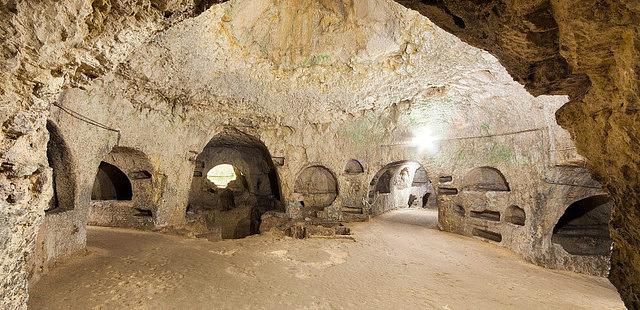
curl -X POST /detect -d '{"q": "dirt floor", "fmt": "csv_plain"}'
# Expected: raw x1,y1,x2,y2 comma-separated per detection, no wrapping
29,209,624,309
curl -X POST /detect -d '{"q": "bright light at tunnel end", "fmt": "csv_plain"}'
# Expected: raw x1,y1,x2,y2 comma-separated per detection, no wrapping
411,126,439,154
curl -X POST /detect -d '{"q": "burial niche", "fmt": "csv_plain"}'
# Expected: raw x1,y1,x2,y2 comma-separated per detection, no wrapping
187,129,282,239
462,166,510,192
367,161,436,215
45,121,77,212
505,205,526,226
91,162,132,200
89,147,157,229
344,159,365,174
294,165,338,210
552,195,613,256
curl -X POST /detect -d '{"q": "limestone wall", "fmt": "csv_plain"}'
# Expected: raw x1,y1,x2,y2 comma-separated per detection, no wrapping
1,0,631,307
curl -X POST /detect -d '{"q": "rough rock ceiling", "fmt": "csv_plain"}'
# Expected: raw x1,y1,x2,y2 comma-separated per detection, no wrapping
393,0,590,98
107,0,564,135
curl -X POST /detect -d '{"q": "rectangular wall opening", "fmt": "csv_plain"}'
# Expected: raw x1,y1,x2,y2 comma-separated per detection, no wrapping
470,210,501,222
472,228,502,242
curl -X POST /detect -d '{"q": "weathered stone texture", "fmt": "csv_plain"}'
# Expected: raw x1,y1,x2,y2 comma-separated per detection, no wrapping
0,0,215,308
395,0,640,307
1,0,638,308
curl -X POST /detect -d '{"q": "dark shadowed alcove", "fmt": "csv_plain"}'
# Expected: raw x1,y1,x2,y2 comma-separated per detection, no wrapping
45,121,77,212
552,195,613,256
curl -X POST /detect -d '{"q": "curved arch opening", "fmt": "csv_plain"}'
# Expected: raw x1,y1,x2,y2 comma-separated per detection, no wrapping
91,162,133,201
187,128,282,239
367,161,436,218
344,159,364,174
88,147,157,229
462,166,510,192
294,165,338,210
552,195,613,256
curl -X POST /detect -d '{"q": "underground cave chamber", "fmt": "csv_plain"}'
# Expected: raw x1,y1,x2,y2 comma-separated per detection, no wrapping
4,0,636,308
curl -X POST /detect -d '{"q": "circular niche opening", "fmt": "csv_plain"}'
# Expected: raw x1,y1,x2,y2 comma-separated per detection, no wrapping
207,164,242,189
294,165,338,210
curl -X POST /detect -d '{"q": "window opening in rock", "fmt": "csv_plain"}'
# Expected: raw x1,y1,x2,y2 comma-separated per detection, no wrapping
207,164,240,188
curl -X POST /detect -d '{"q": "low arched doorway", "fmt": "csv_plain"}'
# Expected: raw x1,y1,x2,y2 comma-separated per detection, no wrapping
367,161,436,217
91,162,133,200
89,147,157,229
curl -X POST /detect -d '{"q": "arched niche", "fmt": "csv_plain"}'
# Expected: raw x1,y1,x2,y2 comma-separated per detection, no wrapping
505,205,526,226
91,162,133,200
344,159,364,174
552,195,613,256
45,121,77,212
412,166,429,186
462,166,510,192
88,147,158,229
187,128,282,239
367,161,436,215
294,165,338,210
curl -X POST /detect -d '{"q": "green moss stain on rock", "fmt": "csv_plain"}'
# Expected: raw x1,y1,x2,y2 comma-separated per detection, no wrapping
487,143,514,164
339,112,385,148
300,53,331,67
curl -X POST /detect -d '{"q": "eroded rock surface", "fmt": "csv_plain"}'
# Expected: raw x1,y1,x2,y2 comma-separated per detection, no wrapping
395,0,640,307
0,0,219,307
1,0,637,308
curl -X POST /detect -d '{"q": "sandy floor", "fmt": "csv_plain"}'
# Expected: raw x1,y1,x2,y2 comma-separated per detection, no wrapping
29,209,624,309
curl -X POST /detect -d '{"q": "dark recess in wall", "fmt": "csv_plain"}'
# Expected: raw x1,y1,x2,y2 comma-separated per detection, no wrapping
439,187,458,195
472,228,502,242
470,210,501,222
